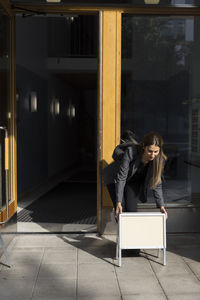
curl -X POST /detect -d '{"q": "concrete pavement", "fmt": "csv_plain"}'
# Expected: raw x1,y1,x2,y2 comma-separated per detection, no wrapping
0,233,200,299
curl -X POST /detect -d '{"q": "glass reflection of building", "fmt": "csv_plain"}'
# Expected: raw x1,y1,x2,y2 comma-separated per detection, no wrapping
122,16,200,205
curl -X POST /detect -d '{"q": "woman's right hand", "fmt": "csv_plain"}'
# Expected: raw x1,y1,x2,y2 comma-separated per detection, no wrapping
115,202,122,222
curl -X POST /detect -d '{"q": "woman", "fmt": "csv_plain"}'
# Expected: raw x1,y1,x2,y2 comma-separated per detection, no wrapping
103,131,168,221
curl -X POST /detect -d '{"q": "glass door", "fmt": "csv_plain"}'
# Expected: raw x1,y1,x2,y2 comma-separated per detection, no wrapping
15,13,98,232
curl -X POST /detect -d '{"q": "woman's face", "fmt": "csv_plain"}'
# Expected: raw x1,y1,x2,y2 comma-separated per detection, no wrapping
143,145,160,162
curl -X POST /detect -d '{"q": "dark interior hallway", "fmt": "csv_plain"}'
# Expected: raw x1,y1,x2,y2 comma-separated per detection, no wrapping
16,14,98,231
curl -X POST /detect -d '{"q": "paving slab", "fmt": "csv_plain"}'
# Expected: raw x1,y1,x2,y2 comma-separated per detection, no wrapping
159,274,200,296
0,296,32,300
32,297,76,300
186,261,200,279
0,278,35,299
13,236,46,248
78,297,121,300
115,257,154,278
77,245,115,256
0,263,40,279
77,276,121,297
62,234,116,252
116,266,156,283
13,247,45,252
43,236,78,249
78,262,115,278
118,275,164,295
33,277,76,298
144,249,183,264
122,295,167,300
38,263,77,279
168,294,200,300
1,250,44,266
150,260,192,276
78,248,114,264
42,249,77,264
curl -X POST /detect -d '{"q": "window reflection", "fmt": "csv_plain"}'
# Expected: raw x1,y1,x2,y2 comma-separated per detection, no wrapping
122,15,200,204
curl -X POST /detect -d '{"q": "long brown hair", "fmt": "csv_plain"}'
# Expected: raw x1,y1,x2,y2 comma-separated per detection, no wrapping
140,132,167,189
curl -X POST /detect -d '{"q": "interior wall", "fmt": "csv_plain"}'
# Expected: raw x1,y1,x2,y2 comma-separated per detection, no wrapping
16,16,80,194
79,89,97,165
48,74,80,176
16,65,48,193
16,17,48,194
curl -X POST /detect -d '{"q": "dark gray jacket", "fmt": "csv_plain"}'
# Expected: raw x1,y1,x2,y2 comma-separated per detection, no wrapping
103,144,165,208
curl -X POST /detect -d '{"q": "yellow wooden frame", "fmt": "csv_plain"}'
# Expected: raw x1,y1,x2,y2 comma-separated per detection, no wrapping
101,11,121,209
11,3,200,15
0,0,13,16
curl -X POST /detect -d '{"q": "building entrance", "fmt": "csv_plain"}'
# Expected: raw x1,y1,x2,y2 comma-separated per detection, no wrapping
16,14,98,232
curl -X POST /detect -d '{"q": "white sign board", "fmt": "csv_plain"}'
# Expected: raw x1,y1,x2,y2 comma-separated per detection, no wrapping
117,212,166,266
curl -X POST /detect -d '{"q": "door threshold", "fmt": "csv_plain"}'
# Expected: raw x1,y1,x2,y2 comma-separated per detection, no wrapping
17,222,97,233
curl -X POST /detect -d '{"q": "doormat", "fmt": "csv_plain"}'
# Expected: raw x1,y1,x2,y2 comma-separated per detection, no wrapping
17,182,97,224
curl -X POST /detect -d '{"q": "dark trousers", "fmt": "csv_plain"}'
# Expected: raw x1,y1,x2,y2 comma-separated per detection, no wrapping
107,181,140,212
107,182,141,254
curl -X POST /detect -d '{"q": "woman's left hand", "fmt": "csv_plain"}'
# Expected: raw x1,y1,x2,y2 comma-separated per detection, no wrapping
160,206,168,220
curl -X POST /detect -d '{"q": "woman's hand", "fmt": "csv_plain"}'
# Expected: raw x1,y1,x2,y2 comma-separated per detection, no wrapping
160,206,168,220
115,202,122,222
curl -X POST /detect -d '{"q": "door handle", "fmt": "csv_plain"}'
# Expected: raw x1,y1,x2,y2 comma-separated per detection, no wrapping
0,127,9,224
0,127,9,171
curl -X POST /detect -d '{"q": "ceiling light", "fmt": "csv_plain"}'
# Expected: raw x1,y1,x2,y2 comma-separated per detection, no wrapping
46,0,61,3
29,92,37,113
144,0,160,4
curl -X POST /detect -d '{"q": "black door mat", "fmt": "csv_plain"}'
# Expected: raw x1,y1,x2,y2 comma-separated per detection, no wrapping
17,182,97,224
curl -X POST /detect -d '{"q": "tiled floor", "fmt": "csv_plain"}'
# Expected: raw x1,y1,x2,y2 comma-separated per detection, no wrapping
0,233,200,299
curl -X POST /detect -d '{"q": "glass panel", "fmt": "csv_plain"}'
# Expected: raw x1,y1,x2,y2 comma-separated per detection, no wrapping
16,14,97,225
0,5,11,209
48,15,97,57
122,15,200,205
10,0,200,7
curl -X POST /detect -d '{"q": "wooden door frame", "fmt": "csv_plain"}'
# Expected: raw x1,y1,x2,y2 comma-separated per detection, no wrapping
10,6,103,230
10,5,121,232
0,0,17,223
11,2,200,14
0,0,13,16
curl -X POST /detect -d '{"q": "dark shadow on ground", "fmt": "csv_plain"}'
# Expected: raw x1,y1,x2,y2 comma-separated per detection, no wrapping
57,233,200,267
166,233,200,263
57,234,150,267
58,234,119,266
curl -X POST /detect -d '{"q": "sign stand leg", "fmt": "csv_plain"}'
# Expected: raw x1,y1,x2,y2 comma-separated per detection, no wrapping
0,233,11,267
163,248,166,266
157,248,161,258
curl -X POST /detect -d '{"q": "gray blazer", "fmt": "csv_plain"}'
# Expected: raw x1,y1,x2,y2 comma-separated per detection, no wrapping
103,144,165,208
